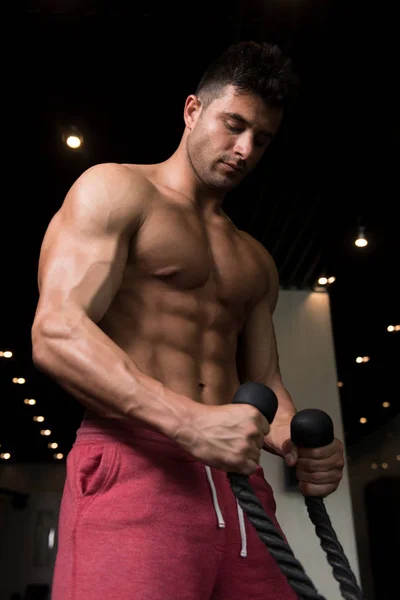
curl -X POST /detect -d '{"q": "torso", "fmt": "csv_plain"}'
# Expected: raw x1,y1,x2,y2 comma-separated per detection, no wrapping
84,164,271,419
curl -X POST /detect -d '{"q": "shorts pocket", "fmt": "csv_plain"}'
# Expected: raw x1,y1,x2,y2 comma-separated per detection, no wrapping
72,442,118,499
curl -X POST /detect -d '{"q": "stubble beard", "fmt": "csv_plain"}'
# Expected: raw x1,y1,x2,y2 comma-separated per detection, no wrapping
186,138,237,193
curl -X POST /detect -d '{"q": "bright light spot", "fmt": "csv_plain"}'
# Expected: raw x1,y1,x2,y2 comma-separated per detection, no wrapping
48,528,56,549
363,356,370,362
387,325,395,332
54,453,64,460
356,357,363,363
33,416,45,422
24,398,36,405
371,463,378,469
40,429,51,436
1,350,13,358
48,442,58,449
382,463,388,469
382,402,390,408
66,135,82,149
0,453,11,460
359,417,367,424
328,277,336,283
318,277,328,285
337,381,343,387
355,238,368,247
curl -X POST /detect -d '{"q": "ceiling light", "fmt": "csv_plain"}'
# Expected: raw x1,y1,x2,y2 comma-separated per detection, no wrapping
66,135,82,149
0,453,11,460
40,429,51,436
0,350,12,358
54,453,64,460
382,402,390,408
33,416,45,422
359,417,367,423
24,398,36,405
354,225,368,247
48,442,58,449
63,125,84,150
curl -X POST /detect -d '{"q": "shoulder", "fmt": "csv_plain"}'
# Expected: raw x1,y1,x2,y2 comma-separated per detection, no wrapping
62,162,155,231
238,230,279,280
72,162,154,198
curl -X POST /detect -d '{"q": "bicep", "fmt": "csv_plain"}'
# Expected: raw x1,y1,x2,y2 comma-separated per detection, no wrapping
37,211,129,326
34,165,142,329
236,248,280,384
236,294,280,384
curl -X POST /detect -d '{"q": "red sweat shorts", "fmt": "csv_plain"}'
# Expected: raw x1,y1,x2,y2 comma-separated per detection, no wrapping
51,418,296,600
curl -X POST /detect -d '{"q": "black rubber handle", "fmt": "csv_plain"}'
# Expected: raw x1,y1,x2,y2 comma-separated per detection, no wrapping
232,382,278,424
291,409,334,448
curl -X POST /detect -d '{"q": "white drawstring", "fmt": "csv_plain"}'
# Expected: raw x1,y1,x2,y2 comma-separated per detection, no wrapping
204,465,248,557
205,465,225,528
236,499,247,557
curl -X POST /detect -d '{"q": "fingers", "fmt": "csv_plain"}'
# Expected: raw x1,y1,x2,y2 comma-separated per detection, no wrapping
296,438,343,461
297,453,344,473
295,438,345,497
298,481,340,498
296,468,343,485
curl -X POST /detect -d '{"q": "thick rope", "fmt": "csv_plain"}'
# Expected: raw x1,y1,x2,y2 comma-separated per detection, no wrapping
304,497,364,600
228,473,327,599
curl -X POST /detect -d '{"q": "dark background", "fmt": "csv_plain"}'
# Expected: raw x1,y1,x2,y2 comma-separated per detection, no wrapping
1,3,398,599
2,0,396,460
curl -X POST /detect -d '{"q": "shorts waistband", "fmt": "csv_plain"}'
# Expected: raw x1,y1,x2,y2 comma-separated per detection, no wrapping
74,417,197,461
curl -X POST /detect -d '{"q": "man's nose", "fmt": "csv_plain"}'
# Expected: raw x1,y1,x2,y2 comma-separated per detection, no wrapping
233,132,254,161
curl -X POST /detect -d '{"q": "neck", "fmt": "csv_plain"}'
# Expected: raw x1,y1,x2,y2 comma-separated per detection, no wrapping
157,134,226,216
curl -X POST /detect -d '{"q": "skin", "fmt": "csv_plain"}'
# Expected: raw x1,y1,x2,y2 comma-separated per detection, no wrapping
32,85,344,495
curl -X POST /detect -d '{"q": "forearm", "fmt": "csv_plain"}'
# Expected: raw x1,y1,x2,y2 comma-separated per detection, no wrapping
263,378,297,454
31,315,197,439
267,377,297,420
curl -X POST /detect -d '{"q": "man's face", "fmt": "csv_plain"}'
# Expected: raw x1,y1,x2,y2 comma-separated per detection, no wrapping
186,85,283,191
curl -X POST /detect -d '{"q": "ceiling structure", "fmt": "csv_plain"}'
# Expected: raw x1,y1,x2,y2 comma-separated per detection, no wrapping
1,1,397,464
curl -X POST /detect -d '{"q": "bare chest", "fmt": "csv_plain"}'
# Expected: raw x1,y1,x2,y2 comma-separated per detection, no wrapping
127,199,266,313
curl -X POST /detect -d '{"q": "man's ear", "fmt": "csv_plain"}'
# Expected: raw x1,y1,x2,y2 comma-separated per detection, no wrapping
183,94,202,129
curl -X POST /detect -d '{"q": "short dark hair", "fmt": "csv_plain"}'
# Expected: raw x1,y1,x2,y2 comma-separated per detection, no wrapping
195,41,299,109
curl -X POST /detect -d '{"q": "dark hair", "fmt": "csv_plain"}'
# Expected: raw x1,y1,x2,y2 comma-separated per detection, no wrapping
195,41,299,109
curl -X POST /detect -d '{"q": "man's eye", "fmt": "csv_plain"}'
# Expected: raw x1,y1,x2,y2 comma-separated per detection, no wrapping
255,138,269,148
225,122,243,133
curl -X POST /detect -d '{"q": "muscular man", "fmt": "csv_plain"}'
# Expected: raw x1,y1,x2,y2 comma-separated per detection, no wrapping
32,41,344,600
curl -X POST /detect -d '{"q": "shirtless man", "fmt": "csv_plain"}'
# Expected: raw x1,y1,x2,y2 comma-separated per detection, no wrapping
32,41,344,600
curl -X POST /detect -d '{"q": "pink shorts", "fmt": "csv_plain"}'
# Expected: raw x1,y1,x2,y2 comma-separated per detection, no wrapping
52,418,296,600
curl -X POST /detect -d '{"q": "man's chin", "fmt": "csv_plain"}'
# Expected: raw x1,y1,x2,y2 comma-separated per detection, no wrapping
209,170,243,191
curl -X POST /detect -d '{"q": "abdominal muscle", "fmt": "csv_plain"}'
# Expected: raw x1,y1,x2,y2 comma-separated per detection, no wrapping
83,296,243,422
